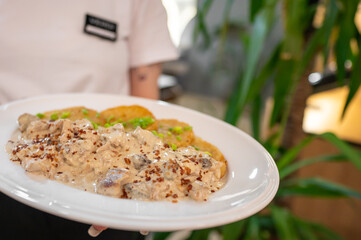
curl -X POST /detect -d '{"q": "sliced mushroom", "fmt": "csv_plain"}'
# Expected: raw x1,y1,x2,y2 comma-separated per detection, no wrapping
130,154,151,170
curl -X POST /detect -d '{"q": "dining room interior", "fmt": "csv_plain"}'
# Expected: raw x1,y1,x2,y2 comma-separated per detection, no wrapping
159,0,361,239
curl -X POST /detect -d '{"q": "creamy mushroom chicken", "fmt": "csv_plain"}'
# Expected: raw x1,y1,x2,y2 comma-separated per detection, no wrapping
8,114,225,202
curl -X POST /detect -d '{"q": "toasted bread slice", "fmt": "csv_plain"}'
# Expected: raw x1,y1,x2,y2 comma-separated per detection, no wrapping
43,106,106,125
157,119,195,148
191,136,227,177
100,105,158,131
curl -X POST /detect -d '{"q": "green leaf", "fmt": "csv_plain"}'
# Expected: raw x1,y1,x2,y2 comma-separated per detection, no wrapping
277,135,315,170
153,232,173,240
251,95,262,141
293,217,342,240
250,0,265,22
193,0,214,48
320,132,361,172
219,0,235,48
186,228,212,240
296,25,323,78
221,220,247,240
270,205,300,240
246,43,282,102
243,215,261,240
270,59,296,126
321,0,338,68
334,0,359,86
343,40,361,117
263,131,282,158
294,221,319,240
225,0,277,125
278,177,361,199
279,153,345,179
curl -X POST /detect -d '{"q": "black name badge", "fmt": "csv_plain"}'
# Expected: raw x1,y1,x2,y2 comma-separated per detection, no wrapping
84,14,117,41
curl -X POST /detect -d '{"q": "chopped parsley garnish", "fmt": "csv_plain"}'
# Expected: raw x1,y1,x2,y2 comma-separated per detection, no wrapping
176,136,182,141
205,151,213,156
183,126,193,131
109,119,123,126
82,108,88,115
50,112,59,120
60,112,71,119
91,122,98,130
169,126,184,135
171,143,177,151
193,145,200,151
106,115,114,123
151,130,164,138
36,113,45,119
129,117,155,129
95,112,101,118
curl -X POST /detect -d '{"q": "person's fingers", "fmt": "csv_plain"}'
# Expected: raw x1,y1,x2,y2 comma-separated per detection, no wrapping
88,225,108,237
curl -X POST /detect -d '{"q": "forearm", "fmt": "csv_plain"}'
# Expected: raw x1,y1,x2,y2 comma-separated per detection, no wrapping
130,63,162,100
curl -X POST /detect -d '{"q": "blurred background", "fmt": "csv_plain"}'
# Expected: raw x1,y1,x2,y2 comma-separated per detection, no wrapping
158,0,361,239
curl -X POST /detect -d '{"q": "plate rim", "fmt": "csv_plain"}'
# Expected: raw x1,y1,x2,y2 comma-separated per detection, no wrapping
0,93,279,231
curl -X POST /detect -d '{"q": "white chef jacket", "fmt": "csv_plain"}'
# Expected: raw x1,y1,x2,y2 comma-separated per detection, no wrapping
0,0,178,104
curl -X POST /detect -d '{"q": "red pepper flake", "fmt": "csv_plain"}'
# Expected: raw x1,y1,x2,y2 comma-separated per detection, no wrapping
172,194,178,199
57,172,63,174
172,200,178,203
181,178,190,185
187,184,192,192
124,158,131,165
121,188,129,199
211,190,215,193
145,176,151,181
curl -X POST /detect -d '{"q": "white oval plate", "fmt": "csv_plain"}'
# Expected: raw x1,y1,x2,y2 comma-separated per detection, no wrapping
0,93,279,232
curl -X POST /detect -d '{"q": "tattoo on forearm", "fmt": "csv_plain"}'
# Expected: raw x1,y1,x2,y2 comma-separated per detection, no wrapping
138,74,147,81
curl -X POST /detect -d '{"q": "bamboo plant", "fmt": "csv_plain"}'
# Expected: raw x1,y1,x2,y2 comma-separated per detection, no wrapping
155,0,361,239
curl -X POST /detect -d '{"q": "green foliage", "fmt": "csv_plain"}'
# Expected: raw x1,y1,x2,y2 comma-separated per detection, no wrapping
154,0,361,239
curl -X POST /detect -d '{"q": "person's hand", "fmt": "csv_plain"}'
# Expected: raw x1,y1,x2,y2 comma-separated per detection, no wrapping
88,225,107,237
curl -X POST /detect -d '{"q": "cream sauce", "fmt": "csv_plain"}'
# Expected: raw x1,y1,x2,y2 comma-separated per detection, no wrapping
8,113,225,202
